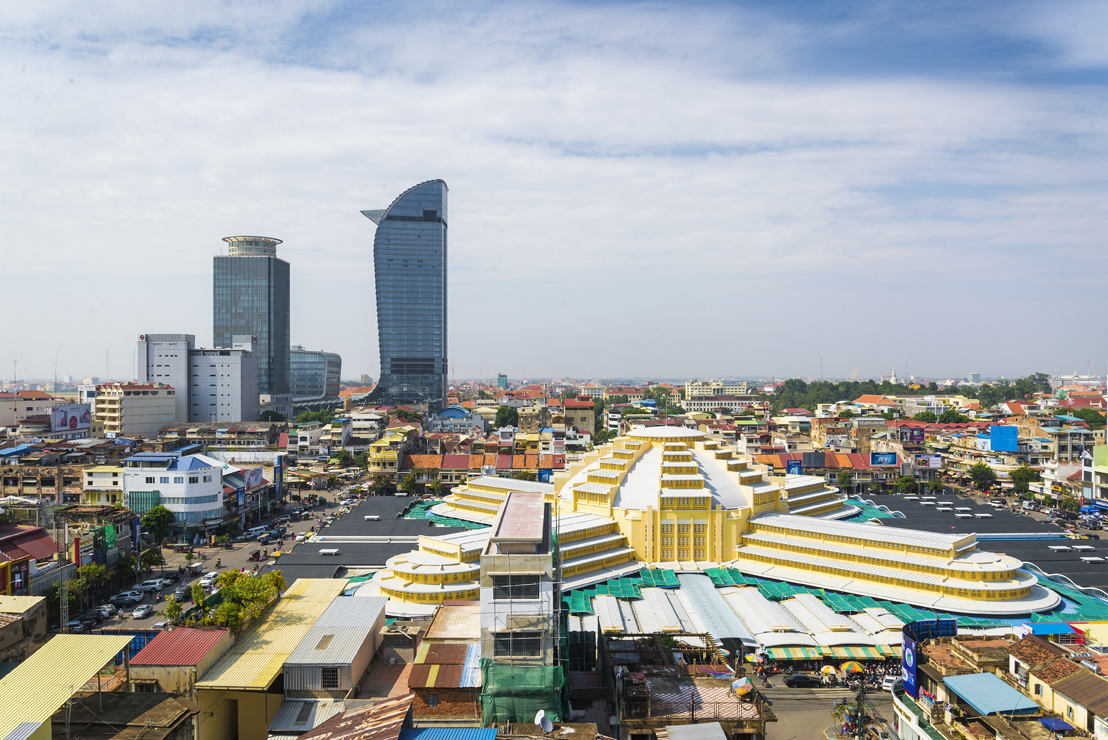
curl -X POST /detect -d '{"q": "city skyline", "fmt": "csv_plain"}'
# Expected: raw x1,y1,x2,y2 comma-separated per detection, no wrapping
2,2,1106,380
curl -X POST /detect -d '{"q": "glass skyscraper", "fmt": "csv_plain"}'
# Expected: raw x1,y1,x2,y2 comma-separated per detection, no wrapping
213,236,291,399
290,346,342,401
362,180,448,412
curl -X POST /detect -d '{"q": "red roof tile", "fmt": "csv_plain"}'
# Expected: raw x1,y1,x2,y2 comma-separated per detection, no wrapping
512,454,526,469
495,454,512,470
442,454,470,470
132,626,229,665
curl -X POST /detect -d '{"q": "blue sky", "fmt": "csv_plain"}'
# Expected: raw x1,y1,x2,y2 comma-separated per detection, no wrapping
1,1,1106,382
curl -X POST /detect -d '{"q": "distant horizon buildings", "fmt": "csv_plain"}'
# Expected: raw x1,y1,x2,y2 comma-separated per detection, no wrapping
213,235,291,418
362,180,449,413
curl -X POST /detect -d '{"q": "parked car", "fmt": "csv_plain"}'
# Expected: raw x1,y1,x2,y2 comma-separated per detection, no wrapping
784,674,822,688
63,620,87,633
96,604,116,619
294,533,306,542
172,586,191,601
109,590,144,606
882,676,903,692
199,572,219,589
136,579,167,593
132,604,155,619
276,514,291,523
153,621,169,630
78,609,104,626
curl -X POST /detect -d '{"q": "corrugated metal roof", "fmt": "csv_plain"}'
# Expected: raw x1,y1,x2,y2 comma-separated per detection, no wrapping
299,693,413,740
196,579,346,690
399,730,496,740
132,626,229,666
0,634,133,740
0,595,44,615
269,699,346,733
286,596,386,666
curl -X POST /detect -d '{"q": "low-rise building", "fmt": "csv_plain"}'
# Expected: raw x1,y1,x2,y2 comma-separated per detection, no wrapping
157,421,288,449
0,594,47,661
122,452,223,532
82,464,125,505
92,383,177,439
130,626,233,697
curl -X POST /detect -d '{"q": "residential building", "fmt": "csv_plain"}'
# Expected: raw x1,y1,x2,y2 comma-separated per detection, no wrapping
428,405,487,435
0,391,62,431
367,426,420,482
283,597,386,701
122,452,223,532
319,417,352,454
137,333,195,421
0,594,46,660
362,180,449,413
51,690,199,740
213,235,291,417
408,602,482,725
685,379,749,397
290,346,342,402
81,464,125,505
563,398,595,434
91,383,176,439
683,394,758,413
156,421,288,449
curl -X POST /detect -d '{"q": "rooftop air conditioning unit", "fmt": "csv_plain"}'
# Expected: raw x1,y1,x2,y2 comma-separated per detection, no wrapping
364,515,380,521
320,548,340,556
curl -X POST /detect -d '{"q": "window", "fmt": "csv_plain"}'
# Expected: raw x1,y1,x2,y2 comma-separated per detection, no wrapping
494,631,541,658
426,693,439,707
159,477,169,484
1066,706,1074,719
320,666,339,688
188,476,199,484
1033,683,1042,696
492,574,540,600
174,476,184,484
145,477,155,484
203,475,212,483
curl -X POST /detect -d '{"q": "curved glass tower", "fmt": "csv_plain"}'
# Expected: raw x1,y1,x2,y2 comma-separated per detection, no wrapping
362,180,448,412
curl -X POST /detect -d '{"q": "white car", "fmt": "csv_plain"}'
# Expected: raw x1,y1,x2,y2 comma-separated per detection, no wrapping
199,572,219,588
132,604,155,619
295,533,307,542
136,579,167,593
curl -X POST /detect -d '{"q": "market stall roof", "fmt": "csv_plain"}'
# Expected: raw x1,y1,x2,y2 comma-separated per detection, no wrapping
943,673,1039,716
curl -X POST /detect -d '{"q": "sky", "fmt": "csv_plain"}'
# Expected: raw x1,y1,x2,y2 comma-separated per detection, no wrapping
2,0,1107,383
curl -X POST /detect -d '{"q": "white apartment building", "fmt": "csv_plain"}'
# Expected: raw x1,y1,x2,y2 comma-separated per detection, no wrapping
139,333,259,422
685,379,749,397
138,333,195,421
83,465,125,506
92,383,177,439
122,452,224,533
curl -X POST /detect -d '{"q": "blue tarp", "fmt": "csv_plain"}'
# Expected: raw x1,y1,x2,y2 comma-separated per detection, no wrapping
1040,718,1073,731
943,673,1039,716
399,730,497,740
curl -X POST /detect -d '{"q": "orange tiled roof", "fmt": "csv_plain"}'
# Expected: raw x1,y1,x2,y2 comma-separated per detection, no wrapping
403,454,443,470
512,454,526,469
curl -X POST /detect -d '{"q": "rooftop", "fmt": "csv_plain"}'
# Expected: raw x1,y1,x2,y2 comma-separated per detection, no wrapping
131,627,228,666
491,491,546,542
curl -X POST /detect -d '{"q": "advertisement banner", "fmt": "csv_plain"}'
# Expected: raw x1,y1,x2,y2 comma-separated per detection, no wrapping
899,428,925,443
786,460,803,475
51,404,92,432
901,632,918,699
915,455,943,469
870,452,898,467
131,517,141,553
538,468,553,483
238,490,246,530
243,467,264,490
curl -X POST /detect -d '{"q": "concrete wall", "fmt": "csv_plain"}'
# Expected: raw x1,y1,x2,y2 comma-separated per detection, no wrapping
196,689,282,740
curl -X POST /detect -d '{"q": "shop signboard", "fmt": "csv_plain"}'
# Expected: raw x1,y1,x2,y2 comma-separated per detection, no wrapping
243,467,264,490
131,518,141,552
786,460,803,475
238,490,246,529
870,452,898,467
915,455,943,469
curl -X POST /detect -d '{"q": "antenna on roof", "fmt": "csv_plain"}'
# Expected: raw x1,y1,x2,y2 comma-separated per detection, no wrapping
534,709,553,735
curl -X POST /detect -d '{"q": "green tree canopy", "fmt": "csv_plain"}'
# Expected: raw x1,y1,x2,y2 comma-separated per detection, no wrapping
140,548,165,569
1060,495,1079,512
494,406,519,428
513,471,537,481
938,409,971,424
368,473,395,496
398,474,416,494
427,479,444,496
912,411,938,423
1010,465,1042,493
969,462,997,491
927,477,944,494
259,410,286,422
141,506,176,543
296,410,334,425
1071,408,1106,429
354,451,370,470
837,470,853,490
895,476,917,493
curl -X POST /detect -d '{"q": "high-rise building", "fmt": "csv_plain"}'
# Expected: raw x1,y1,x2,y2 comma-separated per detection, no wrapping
290,346,342,402
362,180,448,413
497,373,508,390
139,333,259,422
213,236,291,417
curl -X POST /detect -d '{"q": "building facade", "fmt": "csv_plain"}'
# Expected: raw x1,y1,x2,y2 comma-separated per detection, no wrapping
362,180,448,412
138,334,195,421
92,383,177,439
188,342,260,422
122,452,223,532
290,346,342,402
213,236,291,416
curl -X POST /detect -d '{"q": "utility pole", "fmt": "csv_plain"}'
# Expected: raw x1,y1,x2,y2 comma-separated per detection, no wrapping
854,680,866,740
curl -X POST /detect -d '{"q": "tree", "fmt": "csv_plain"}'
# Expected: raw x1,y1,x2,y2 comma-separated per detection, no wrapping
1072,408,1107,429
368,473,394,496
621,407,651,416
928,477,944,494
969,462,997,491
141,505,175,544
494,406,519,428
336,451,352,467
354,451,370,470
513,471,537,482
77,564,108,607
296,410,334,425
112,554,137,583
839,409,857,418
427,479,444,496
140,548,166,570
896,476,917,493
259,410,286,422
938,409,970,424
1010,465,1042,494
837,470,854,491
1060,495,1079,512
165,596,183,624
912,411,938,423
593,429,615,446
398,474,416,494
191,582,207,611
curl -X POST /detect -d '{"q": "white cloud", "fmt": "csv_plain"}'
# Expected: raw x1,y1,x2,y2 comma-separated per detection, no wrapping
0,1,1105,382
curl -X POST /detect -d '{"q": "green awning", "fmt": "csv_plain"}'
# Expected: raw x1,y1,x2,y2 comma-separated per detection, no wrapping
830,646,884,659
766,646,822,660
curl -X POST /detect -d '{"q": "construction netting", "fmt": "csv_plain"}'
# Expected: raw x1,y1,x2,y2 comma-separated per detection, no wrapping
479,659,566,725
401,499,487,530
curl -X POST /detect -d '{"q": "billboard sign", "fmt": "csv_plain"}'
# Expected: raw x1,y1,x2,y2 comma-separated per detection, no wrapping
243,467,265,490
899,427,924,443
51,404,92,432
238,490,246,529
901,632,918,699
786,460,803,475
990,426,1018,453
131,517,141,553
870,452,898,467
915,455,943,469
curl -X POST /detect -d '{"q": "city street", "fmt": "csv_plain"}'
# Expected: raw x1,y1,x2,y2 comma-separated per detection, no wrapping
762,685,894,740
89,494,351,629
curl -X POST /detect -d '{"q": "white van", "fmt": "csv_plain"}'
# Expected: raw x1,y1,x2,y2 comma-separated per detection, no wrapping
245,526,269,539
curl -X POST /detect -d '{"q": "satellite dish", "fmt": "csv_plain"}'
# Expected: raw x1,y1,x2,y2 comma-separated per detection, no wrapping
534,710,545,725
540,717,554,733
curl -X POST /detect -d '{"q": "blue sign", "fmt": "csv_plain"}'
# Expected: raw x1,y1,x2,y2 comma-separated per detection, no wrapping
990,426,1018,453
786,460,803,475
538,468,553,483
870,452,898,467
237,490,246,529
130,517,141,552
901,633,917,698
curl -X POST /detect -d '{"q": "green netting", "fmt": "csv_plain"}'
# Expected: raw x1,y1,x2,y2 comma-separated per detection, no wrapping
402,500,487,530
565,591,593,614
594,577,643,600
638,569,680,588
480,660,566,725
346,573,375,583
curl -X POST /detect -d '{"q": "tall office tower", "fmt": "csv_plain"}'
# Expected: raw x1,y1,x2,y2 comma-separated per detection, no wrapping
213,236,291,417
137,333,196,421
362,180,448,413
290,345,343,402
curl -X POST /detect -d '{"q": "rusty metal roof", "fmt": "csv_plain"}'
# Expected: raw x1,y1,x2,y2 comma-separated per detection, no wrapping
132,627,228,666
